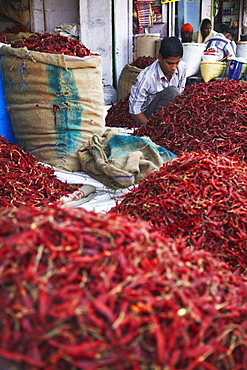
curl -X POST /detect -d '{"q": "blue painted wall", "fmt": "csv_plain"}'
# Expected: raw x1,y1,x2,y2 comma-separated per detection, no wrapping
177,0,201,37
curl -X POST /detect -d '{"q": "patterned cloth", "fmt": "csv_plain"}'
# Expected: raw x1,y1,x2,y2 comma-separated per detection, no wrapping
129,59,187,115
205,33,237,61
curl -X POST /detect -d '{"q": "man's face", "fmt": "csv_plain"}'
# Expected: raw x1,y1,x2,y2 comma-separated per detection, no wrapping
225,32,234,41
158,55,181,78
202,24,212,38
181,31,193,42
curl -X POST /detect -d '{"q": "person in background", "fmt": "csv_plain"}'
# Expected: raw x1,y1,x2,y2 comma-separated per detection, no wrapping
129,36,187,126
220,23,237,54
204,24,237,61
181,23,194,43
192,18,217,43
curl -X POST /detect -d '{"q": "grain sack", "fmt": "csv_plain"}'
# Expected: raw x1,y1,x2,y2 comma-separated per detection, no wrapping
155,38,163,59
0,45,105,172
236,41,247,58
117,63,142,101
181,43,206,77
3,32,35,43
134,34,160,59
0,0,30,25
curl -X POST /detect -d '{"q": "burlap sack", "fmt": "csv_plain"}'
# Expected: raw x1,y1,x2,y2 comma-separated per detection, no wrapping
0,0,30,25
117,63,142,101
134,34,160,59
3,32,35,43
78,129,176,189
0,45,105,172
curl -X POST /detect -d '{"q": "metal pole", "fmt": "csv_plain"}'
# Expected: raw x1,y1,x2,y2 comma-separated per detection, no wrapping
169,1,176,36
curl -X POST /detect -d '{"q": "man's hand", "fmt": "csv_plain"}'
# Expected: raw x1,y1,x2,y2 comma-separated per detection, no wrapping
131,113,148,126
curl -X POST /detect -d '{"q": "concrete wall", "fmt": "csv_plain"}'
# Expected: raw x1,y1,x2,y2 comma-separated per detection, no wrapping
80,0,133,87
201,0,213,20
79,0,113,85
113,0,133,88
30,0,78,33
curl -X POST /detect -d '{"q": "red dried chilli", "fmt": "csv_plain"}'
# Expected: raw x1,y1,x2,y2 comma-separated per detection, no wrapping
134,79,247,160
11,33,95,58
106,57,155,129
111,150,247,273
129,56,156,69
0,136,78,208
0,34,7,43
105,93,139,129
4,24,31,34
0,204,247,369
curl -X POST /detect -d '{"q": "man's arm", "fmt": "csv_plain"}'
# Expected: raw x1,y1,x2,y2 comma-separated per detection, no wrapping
131,112,148,126
129,63,155,126
225,41,236,58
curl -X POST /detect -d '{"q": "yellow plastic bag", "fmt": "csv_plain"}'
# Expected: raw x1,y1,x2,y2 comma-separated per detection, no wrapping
200,61,226,83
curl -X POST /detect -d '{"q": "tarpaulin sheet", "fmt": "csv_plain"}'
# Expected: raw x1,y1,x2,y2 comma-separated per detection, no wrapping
53,166,132,213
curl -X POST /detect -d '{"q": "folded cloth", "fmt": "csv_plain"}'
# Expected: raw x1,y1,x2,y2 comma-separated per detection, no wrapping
78,129,176,189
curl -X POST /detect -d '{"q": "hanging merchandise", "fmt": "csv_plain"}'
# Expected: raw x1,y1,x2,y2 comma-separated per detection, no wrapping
135,2,154,34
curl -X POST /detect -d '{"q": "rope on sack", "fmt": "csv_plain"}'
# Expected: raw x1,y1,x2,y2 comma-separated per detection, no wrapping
17,61,30,92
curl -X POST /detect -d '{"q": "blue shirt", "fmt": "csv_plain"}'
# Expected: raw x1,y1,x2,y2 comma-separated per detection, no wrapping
129,59,187,115
205,33,236,61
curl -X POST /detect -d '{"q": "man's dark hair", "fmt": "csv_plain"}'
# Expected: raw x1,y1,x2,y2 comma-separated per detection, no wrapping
159,36,183,59
220,24,237,38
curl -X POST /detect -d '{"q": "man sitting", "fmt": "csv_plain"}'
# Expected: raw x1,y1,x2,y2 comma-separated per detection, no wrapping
129,37,187,126
204,24,237,61
181,23,194,43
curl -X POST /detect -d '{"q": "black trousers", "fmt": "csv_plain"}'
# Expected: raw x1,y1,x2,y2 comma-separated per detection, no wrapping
144,85,179,119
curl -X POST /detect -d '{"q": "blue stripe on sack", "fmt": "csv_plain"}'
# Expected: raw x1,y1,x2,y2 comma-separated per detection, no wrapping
46,64,83,156
107,135,177,162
